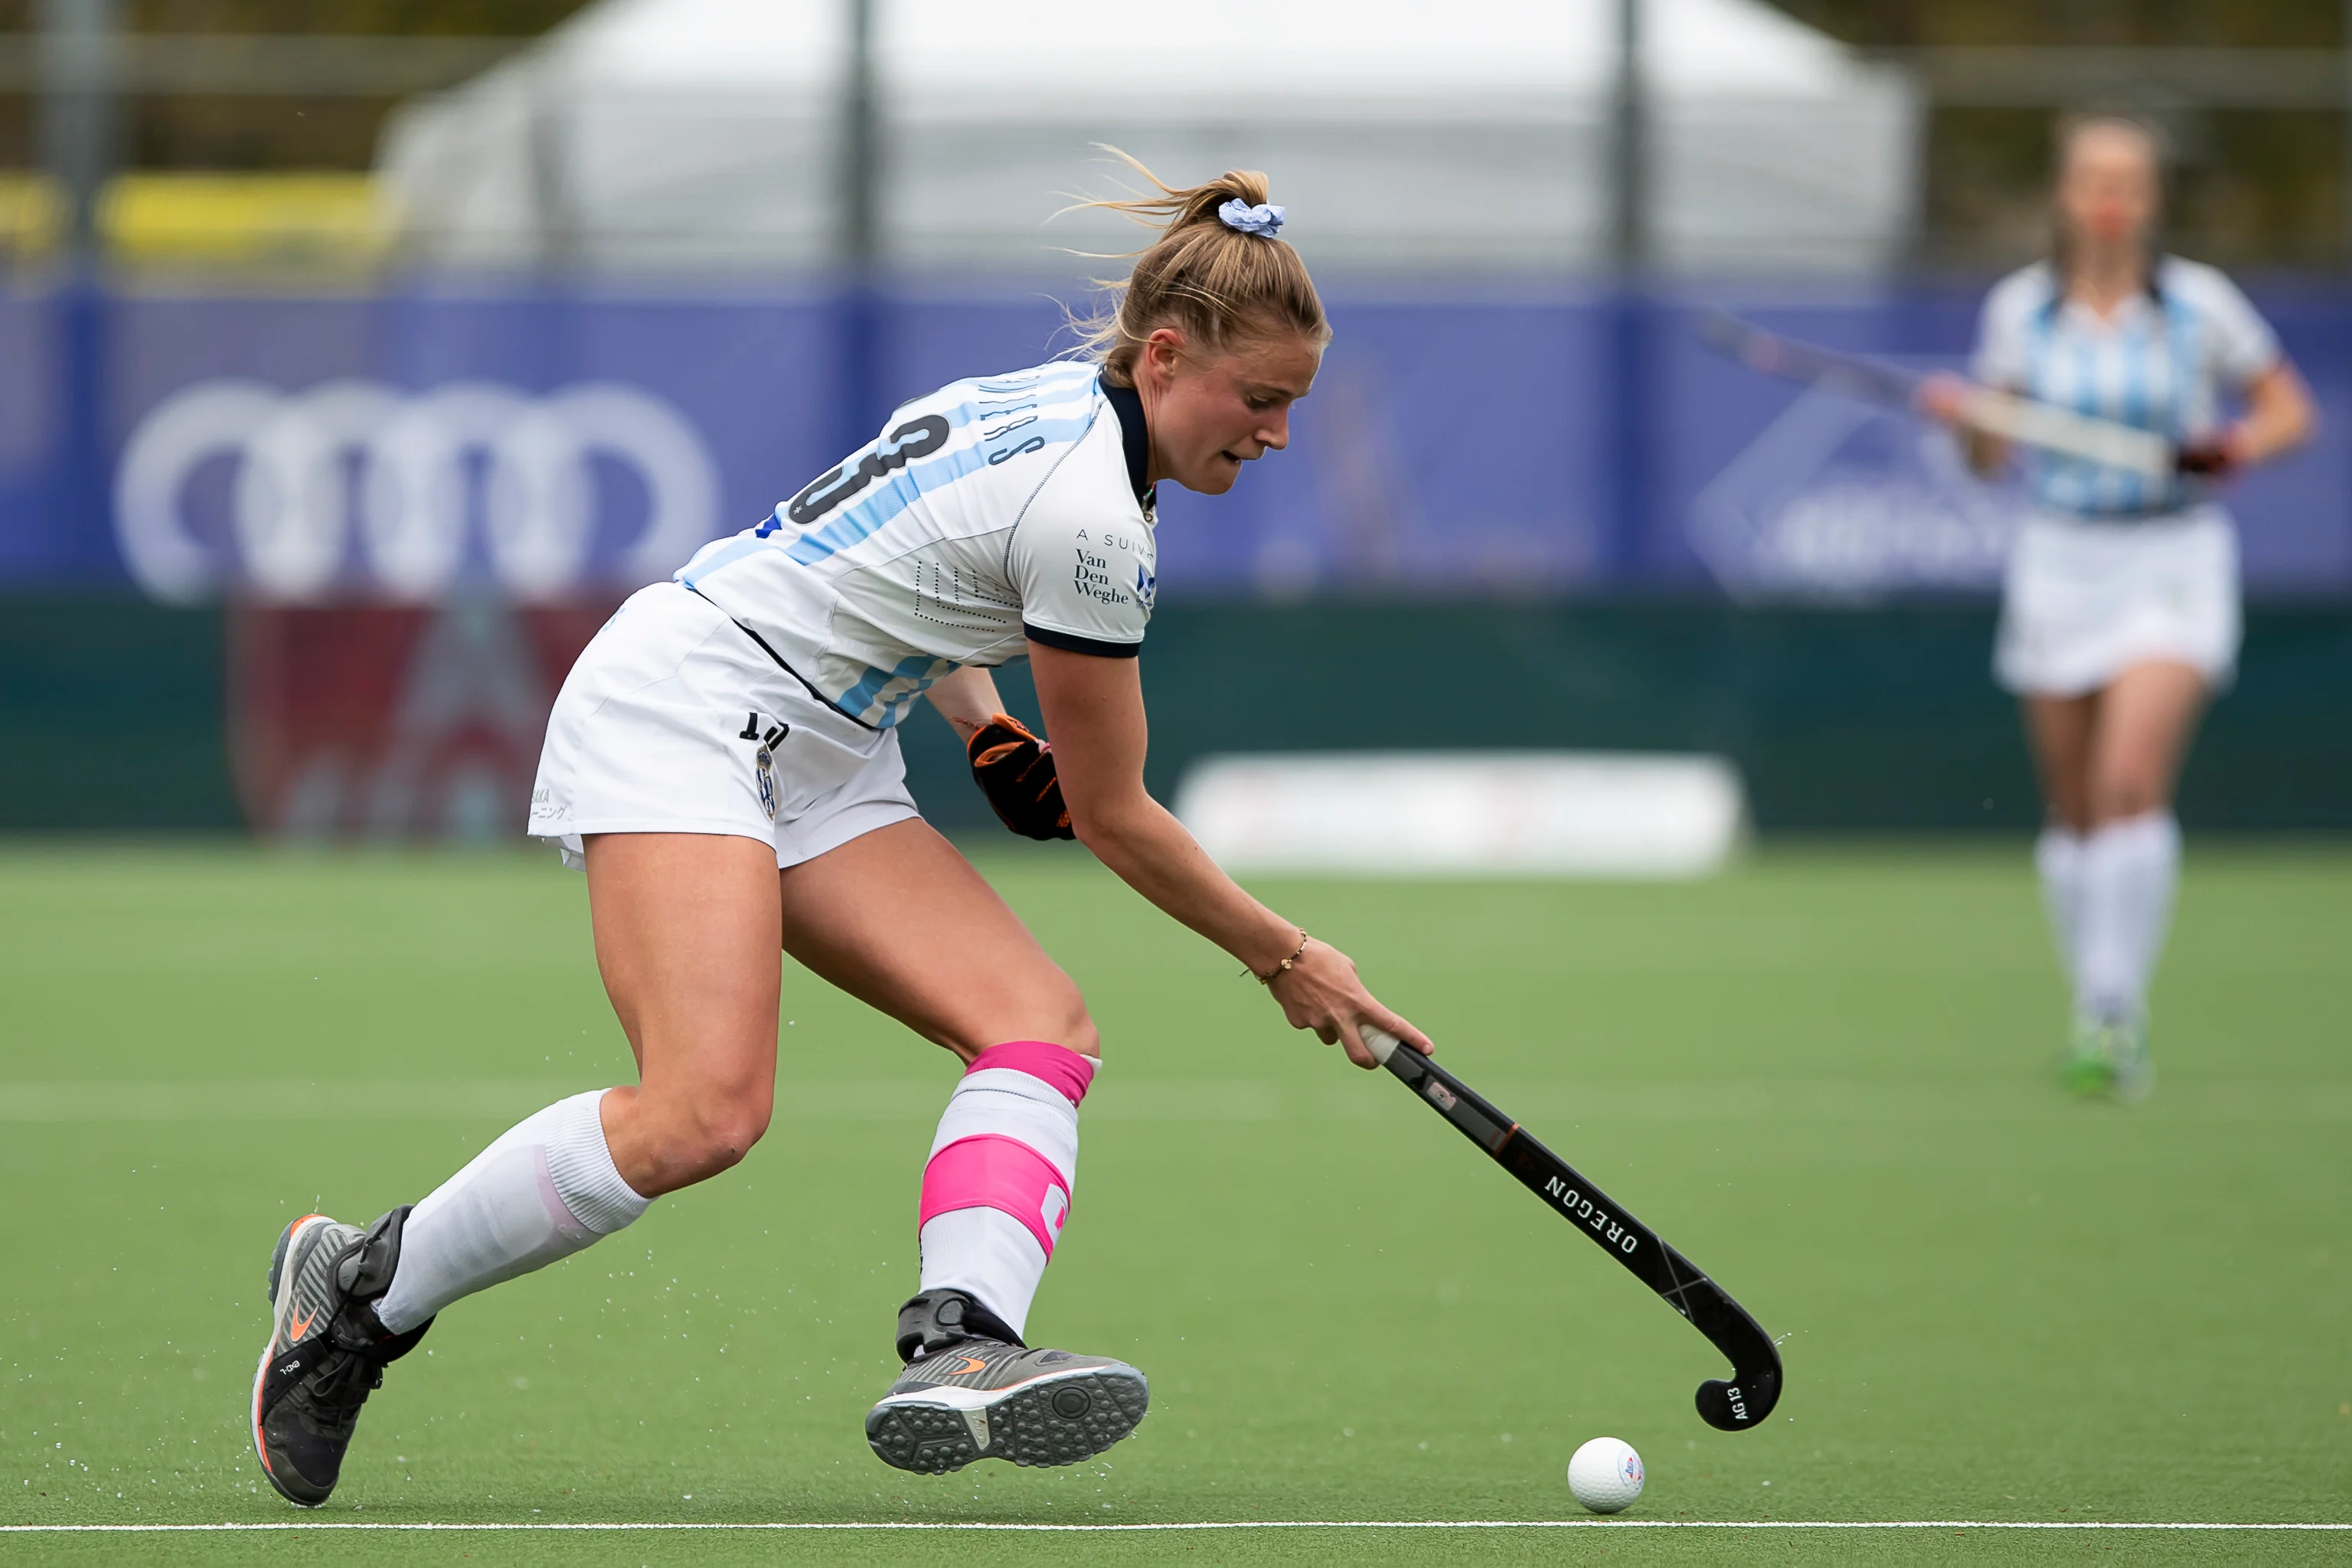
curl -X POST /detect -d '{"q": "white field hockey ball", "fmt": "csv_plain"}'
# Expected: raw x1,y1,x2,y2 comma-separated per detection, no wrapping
1567,1436,1645,1514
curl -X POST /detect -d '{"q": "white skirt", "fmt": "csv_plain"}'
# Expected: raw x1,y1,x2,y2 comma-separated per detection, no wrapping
528,583,920,870
1994,505,2242,698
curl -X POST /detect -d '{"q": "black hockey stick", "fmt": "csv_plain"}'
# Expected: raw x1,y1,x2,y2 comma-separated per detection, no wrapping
1364,1029,1782,1432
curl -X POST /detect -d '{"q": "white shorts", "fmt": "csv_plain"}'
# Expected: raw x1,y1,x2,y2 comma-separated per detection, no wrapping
528,583,920,871
1994,505,2242,698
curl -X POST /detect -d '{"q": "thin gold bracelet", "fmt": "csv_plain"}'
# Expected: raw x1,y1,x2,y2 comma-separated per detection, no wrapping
1243,930,1310,985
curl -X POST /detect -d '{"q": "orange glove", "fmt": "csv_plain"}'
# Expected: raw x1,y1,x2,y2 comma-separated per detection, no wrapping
967,713,1074,841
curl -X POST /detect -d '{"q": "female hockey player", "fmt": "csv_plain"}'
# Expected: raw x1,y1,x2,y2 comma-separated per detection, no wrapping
1919,116,2314,1099
248,162,1430,1505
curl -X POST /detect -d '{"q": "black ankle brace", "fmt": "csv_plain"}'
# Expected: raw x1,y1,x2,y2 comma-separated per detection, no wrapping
894,1289,1023,1364
332,1205,434,1364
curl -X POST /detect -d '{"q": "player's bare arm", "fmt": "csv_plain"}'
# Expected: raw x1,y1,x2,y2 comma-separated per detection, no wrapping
1915,371,2014,475
1030,638,1429,1069
1921,357,2316,480
2226,359,2317,466
923,664,1009,745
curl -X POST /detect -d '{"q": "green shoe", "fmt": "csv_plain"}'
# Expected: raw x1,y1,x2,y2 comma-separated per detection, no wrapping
2060,1017,2116,1096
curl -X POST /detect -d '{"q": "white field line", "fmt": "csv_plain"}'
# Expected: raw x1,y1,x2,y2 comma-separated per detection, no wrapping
4,1079,2350,1124
1,1521,2346,1534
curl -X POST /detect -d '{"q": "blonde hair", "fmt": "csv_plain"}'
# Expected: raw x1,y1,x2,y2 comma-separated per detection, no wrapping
1066,149,1329,385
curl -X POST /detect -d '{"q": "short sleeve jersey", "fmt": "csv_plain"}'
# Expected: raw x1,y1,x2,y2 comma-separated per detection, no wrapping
1970,256,2281,516
675,361,1158,728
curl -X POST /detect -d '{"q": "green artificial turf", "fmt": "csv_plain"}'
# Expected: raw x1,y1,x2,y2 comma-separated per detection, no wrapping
1,841,2347,1565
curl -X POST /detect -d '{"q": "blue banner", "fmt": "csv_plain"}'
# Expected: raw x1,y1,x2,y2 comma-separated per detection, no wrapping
1,279,2345,600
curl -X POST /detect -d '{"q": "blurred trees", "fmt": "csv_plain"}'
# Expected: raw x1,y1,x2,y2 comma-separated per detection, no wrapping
1772,0,2352,269
0,1,593,171
4,0,2349,271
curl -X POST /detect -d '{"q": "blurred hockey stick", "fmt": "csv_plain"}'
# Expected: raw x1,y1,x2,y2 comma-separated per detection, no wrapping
1696,310,2182,482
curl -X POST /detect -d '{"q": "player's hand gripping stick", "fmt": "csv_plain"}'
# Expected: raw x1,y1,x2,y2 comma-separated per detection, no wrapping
1360,1027,1783,1433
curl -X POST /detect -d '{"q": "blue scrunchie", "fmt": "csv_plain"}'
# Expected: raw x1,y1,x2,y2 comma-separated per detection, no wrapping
1217,198,1285,237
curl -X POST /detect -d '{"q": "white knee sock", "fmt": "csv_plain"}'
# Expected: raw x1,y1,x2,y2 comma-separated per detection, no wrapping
2074,811,2181,1022
2034,825,2087,994
916,1043,1093,1341
375,1089,651,1334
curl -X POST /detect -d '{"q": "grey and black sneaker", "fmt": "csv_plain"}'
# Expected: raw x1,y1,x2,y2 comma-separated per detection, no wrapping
864,1289,1148,1475
250,1207,432,1508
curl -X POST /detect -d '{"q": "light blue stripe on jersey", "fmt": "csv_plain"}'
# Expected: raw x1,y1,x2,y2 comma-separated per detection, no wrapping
787,413,1097,566
678,364,1100,588
2026,302,2059,508
2165,299,2190,439
974,362,1097,395
2118,326,2145,511
2022,285,2223,515
677,414,1098,586
840,652,949,728
2070,332,2099,513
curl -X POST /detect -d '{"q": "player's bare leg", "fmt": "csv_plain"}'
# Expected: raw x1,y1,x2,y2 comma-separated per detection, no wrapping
588,831,789,1195
770,819,1147,1472
253,833,769,1508
2083,660,2207,827
773,818,1097,1064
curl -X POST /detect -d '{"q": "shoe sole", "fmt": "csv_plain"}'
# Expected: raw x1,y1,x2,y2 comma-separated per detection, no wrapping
865,1366,1149,1474
250,1214,335,1509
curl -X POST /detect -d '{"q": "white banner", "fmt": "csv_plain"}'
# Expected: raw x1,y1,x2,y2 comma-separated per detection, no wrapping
1174,752,1747,879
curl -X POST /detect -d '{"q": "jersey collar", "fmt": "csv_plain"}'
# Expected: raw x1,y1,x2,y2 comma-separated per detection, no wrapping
1102,379,1153,508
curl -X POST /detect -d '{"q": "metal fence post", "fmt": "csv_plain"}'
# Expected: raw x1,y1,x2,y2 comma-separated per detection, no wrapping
38,0,117,261
38,0,116,577
835,0,884,464
1606,0,1652,583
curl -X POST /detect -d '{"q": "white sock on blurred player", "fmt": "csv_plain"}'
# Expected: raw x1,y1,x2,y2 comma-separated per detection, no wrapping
374,1089,649,1334
2034,825,2087,994
2073,811,2180,1022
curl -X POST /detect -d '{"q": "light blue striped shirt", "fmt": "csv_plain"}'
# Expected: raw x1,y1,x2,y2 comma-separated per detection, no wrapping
675,362,1157,729
1971,256,2279,517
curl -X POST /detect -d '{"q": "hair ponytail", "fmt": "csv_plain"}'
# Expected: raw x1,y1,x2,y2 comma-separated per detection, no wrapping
1065,149,1329,384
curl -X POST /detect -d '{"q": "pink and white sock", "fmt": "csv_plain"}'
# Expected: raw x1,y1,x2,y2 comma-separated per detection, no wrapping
916,1042,1095,1341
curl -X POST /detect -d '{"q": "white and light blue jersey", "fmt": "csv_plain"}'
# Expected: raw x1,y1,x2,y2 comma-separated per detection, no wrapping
675,361,1158,729
1972,256,2280,518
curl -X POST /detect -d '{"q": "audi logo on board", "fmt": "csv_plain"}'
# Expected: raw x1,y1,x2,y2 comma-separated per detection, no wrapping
115,379,721,603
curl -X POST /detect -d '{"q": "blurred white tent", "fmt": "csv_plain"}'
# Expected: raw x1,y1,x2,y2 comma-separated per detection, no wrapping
378,0,1918,276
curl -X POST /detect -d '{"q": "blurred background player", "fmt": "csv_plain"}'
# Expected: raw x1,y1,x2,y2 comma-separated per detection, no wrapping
1920,116,2315,1100
247,165,1430,1508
